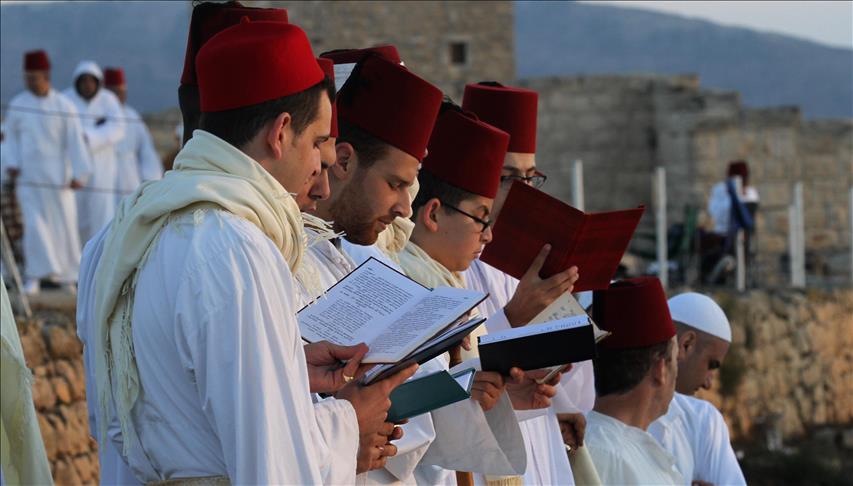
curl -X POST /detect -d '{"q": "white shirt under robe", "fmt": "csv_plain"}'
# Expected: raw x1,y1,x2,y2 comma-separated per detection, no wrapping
649,393,746,486
317,241,528,485
63,84,125,245
76,210,359,484
113,104,162,206
3,89,91,282
585,410,684,485
465,258,595,485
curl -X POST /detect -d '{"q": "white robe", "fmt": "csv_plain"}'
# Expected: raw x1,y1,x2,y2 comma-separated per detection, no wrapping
465,258,598,486
326,241,528,485
76,210,360,484
63,76,125,245
3,88,90,281
113,104,162,206
707,181,760,235
649,393,746,486
585,410,684,485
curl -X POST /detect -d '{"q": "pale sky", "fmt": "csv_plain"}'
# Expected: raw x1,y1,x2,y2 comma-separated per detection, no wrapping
581,1,853,49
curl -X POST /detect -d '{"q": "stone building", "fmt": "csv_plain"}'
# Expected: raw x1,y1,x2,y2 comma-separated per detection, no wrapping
253,0,514,101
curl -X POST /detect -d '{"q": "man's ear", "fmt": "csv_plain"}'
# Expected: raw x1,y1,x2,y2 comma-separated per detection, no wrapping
678,331,696,362
419,198,441,233
651,355,668,386
331,142,357,182
265,111,292,160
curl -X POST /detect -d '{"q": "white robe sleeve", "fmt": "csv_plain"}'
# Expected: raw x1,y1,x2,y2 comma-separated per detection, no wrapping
690,400,746,486
175,243,328,485
418,359,527,475
313,398,360,484
61,100,92,182
135,119,163,181
84,95,125,151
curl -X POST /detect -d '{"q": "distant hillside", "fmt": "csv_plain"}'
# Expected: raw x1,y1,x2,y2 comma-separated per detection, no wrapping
0,1,188,113
515,2,853,119
2,1,850,118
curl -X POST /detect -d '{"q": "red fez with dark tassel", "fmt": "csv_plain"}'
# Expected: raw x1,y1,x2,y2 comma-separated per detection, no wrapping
104,68,126,87
316,57,338,138
196,20,322,113
336,55,442,161
180,1,288,86
24,50,51,71
422,109,509,199
462,82,538,154
320,45,402,65
592,277,675,350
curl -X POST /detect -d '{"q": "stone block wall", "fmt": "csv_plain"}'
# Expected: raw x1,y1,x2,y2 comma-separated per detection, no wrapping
254,0,515,102
696,288,853,442
17,308,99,485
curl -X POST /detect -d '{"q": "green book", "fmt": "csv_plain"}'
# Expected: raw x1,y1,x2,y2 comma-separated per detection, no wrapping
387,368,476,423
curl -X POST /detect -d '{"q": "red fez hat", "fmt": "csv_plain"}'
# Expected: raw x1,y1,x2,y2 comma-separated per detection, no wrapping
24,50,50,71
462,82,538,154
422,109,509,199
180,1,288,86
196,20,323,113
592,277,675,350
320,45,402,65
104,68,126,87
727,160,749,184
317,57,338,137
337,55,442,161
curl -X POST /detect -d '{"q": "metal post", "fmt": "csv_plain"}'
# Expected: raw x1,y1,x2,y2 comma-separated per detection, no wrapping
734,176,746,291
571,159,584,211
0,217,32,318
790,182,806,288
654,167,668,288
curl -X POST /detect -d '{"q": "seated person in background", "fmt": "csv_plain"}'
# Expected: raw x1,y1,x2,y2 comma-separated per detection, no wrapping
584,277,684,485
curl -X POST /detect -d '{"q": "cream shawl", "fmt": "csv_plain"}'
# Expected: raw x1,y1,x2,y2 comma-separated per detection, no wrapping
375,177,420,264
398,240,466,289
91,130,307,459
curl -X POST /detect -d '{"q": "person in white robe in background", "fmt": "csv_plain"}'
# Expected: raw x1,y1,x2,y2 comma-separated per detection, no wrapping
63,60,125,246
649,292,747,485
460,81,590,486
77,22,414,484
4,50,91,294
103,67,163,206
585,278,685,485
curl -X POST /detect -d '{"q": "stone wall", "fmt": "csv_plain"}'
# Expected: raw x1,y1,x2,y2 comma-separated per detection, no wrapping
17,306,99,485
253,0,515,102
695,288,853,442
527,73,853,283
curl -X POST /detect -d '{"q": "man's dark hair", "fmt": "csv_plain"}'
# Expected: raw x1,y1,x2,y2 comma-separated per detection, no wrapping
411,170,477,221
199,76,334,149
593,340,674,396
336,119,389,169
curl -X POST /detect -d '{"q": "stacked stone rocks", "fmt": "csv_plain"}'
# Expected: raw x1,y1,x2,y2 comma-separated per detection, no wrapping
17,308,99,485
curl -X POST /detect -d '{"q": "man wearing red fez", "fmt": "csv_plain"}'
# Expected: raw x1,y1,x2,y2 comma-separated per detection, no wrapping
398,101,565,484
75,20,415,485
178,0,288,146
705,159,759,282
62,60,126,246
461,81,589,486
103,68,163,207
3,49,90,295
584,277,684,484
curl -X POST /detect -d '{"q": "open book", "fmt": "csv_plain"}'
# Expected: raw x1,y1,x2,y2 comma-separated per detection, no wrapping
530,292,611,343
298,257,487,365
481,181,645,292
387,368,476,422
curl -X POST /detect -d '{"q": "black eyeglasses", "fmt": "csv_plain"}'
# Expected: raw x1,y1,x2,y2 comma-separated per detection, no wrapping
500,170,547,189
440,201,492,233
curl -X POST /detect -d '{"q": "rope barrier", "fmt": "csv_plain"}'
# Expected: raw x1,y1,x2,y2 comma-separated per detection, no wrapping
7,180,134,195
1,103,179,127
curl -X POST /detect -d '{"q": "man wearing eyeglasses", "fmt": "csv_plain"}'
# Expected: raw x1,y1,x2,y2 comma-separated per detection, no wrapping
462,82,594,486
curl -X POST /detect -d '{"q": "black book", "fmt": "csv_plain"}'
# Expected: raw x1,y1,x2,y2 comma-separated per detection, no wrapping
478,315,597,375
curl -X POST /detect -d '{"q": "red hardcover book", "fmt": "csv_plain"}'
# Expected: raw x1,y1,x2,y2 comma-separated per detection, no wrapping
481,181,645,292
